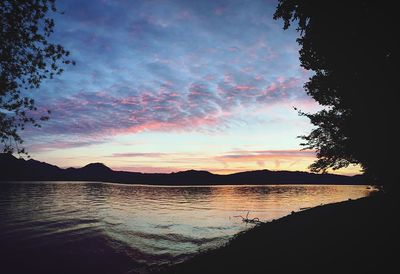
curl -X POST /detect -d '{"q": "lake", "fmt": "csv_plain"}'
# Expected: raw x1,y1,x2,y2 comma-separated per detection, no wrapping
0,182,375,274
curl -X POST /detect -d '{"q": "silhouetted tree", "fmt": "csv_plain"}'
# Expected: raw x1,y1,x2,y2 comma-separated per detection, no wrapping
274,1,398,188
0,0,73,154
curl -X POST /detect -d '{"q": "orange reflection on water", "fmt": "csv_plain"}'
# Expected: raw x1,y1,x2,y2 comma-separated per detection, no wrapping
0,182,375,267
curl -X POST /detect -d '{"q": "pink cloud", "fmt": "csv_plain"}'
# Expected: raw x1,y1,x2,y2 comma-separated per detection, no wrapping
27,71,313,152
213,6,227,16
177,10,192,20
254,75,264,81
203,74,216,81
109,152,167,158
224,73,234,84
228,46,240,52
217,149,316,161
234,85,256,91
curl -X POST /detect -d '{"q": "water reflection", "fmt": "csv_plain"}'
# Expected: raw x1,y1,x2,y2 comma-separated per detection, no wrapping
0,182,374,273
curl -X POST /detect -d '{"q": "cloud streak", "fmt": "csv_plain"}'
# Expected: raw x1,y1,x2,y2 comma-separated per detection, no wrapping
109,152,168,158
29,74,310,144
218,149,316,159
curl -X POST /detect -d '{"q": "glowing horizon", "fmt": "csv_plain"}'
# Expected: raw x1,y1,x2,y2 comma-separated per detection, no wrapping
34,146,362,176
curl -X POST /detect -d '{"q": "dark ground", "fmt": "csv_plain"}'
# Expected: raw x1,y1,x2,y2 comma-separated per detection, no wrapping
157,192,398,274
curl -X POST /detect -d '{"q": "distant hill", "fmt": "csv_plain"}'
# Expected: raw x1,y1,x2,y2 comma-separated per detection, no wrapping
0,153,365,185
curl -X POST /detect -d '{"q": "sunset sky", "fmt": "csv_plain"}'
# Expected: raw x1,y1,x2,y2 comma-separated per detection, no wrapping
23,0,360,175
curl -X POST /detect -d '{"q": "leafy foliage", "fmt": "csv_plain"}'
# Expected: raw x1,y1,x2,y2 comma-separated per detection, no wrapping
274,1,398,184
0,0,73,154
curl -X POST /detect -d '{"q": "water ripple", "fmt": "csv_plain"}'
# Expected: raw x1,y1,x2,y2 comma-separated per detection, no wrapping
0,182,374,273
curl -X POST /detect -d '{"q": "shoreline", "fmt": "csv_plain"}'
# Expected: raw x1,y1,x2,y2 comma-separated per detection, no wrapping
156,192,397,274
0,180,375,187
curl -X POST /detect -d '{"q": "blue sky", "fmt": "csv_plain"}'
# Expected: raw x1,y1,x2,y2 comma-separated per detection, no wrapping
23,0,360,175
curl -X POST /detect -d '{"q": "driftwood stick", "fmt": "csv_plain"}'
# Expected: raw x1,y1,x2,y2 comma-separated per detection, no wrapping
233,211,262,224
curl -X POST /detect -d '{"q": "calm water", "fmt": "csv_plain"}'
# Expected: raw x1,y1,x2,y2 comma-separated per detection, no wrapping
0,182,374,273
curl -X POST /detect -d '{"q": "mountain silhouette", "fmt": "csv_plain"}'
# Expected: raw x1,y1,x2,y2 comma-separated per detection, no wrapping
0,153,365,185
81,163,113,172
